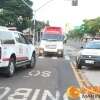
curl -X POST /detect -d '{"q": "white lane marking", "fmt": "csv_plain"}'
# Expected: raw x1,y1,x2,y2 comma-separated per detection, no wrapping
42,90,60,100
31,89,40,100
51,57,58,60
0,87,11,100
38,56,45,59
38,56,58,60
65,55,70,60
8,88,32,100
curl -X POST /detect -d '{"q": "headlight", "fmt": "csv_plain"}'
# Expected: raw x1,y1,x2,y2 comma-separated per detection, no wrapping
57,50,63,54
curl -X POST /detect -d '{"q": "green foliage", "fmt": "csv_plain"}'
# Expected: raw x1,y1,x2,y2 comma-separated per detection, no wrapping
82,17,100,36
68,17,100,39
0,0,33,31
68,27,84,39
31,20,49,34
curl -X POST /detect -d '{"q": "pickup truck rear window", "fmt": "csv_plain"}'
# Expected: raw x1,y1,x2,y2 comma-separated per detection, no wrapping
0,31,15,44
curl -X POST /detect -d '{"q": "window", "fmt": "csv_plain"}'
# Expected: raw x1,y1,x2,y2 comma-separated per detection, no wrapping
0,31,15,44
15,33,26,44
19,34,27,44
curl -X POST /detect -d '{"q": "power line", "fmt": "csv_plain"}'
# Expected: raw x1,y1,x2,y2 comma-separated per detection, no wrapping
34,0,54,12
20,0,32,9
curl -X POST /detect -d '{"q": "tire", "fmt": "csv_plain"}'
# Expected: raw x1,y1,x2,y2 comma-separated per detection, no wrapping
6,58,15,77
60,53,64,57
75,57,82,69
28,54,36,68
76,60,82,69
77,64,82,69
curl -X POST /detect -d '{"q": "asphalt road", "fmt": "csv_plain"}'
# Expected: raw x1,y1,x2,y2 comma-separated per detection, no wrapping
0,51,79,100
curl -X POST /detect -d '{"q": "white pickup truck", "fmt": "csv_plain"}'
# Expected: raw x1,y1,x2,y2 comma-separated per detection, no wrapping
0,29,36,77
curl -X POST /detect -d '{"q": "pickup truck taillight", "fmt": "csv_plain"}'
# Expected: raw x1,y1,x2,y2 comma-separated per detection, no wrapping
0,47,1,59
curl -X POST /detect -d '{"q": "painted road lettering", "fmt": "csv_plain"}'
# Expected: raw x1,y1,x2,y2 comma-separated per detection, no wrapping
41,71,52,78
0,87,11,100
8,88,32,100
24,70,52,78
31,89,40,100
42,90,60,100
0,87,67,100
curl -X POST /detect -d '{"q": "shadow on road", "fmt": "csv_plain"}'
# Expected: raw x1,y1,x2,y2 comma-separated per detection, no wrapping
82,66,100,71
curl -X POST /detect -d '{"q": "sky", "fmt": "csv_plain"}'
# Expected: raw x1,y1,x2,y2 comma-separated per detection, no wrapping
32,0,100,30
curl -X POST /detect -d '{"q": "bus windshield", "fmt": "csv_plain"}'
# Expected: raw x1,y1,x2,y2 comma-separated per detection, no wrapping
41,33,64,41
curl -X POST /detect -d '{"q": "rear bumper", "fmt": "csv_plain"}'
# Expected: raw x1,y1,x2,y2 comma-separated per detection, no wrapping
38,47,63,55
44,50,63,55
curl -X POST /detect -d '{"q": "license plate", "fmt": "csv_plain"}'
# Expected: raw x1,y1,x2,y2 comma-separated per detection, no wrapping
85,60,94,64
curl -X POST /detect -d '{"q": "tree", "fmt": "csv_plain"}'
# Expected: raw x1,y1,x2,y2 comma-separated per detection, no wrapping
68,17,100,39
68,26,84,39
0,0,33,31
82,17,100,36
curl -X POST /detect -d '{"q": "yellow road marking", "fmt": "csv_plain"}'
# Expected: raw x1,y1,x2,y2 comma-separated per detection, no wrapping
70,62,83,87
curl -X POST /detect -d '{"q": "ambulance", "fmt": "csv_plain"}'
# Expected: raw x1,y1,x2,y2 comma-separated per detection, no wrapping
39,26,64,57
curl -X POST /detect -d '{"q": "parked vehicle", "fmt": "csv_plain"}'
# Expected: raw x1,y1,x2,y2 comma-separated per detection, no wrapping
76,40,100,69
39,26,64,57
0,29,36,77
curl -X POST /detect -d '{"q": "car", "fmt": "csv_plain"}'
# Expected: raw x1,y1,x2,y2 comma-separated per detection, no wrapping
76,40,100,69
0,29,36,77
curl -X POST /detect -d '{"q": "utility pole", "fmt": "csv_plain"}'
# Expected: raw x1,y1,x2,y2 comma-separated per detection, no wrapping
20,0,35,44
33,0,55,44
33,11,36,45
21,0,55,45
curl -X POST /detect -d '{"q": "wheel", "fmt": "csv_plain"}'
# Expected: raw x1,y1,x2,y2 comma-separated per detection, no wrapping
28,54,36,68
60,53,64,57
76,60,82,69
77,64,82,69
6,58,15,77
